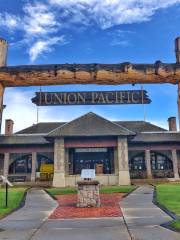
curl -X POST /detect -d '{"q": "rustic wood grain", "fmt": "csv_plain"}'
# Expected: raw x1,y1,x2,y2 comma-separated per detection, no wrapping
0,38,7,132
0,62,180,87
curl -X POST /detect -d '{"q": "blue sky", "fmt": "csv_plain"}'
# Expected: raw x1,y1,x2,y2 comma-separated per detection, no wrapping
0,0,180,131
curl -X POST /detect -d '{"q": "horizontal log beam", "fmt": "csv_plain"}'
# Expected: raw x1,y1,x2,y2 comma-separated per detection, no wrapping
0,62,180,87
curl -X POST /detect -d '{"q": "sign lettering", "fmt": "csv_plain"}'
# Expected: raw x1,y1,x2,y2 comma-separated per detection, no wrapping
32,90,151,106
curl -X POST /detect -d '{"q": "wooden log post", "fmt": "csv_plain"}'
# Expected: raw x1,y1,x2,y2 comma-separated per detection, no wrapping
175,37,180,131
178,83,180,131
0,38,8,133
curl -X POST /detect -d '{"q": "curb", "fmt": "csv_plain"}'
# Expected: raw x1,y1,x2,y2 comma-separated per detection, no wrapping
0,187,30,220
43,188,57,200
153,185,180,233
121,185,139,199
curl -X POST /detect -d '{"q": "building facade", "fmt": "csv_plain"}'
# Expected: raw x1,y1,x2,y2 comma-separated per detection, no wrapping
0,112,180,186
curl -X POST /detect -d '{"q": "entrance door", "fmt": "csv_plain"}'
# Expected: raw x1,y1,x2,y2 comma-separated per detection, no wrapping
73,148,111,174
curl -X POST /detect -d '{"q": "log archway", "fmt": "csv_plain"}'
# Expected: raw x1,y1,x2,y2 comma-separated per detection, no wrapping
0,37,180,131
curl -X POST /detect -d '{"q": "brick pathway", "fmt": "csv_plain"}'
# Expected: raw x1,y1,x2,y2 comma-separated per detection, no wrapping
49,193,125,219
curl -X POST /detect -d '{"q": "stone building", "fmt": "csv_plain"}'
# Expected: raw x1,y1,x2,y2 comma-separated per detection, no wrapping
0,112,180,186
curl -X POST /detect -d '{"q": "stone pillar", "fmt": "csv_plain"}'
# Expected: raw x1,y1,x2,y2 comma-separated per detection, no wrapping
3,153,9,178
65,148,69,175
53,138,66,187
31,152,37,182
145,150,152,179
117,137,130,185
172,149,180,179
114,148,119,175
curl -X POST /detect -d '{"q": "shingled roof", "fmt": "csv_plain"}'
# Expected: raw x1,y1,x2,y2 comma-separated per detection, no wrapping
0,134,49,145
16,116,166,135
131,132,180,143
47,112,135,137
17,122,66,134
115,121,166,133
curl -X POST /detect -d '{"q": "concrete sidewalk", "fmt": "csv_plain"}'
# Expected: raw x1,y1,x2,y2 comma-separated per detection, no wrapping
121,185,180,240
1,186,179,240
0,188,131,240
0,188,58,240
31,218,131,240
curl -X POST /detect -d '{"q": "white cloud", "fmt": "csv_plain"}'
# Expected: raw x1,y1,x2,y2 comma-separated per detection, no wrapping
108,29,135,46
29,36,64,62
0,13,21,30
0,2,64,61
49,0,180,29
2,88,91,132
23,2,59,37
1,0,180,60
2,88,37,132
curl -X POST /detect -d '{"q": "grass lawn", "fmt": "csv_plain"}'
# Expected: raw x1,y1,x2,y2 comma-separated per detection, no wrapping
0,187,27,218
100,185,135,194
170,220,180,231
156,183,180,231
46,185,136,196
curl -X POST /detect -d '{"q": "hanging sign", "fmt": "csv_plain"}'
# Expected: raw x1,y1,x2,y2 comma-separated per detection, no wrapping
32,90,151,106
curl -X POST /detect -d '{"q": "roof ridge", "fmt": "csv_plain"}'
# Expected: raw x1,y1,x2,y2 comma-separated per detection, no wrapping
47,112,135,136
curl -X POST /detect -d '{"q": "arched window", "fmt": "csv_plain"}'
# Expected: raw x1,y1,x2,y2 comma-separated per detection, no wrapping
9,154,32,174
151,152,173,170
129,152,146,171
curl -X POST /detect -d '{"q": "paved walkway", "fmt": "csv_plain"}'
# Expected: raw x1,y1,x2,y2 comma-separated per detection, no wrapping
0,186,179,240
49,193,124,219
121,185,180,240
0,188,58,240
0,189,130,240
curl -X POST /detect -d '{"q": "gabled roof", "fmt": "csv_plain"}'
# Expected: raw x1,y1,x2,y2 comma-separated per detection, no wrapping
115,121,166,133
0,134,49,145
17,122,65,134
47,112,135,137
131,132,180,143
15,117,166,135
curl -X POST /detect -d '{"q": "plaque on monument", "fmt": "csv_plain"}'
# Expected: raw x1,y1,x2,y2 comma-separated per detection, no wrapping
81,169,95,179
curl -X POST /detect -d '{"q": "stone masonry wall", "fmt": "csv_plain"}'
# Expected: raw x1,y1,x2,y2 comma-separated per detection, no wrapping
77,181,101,208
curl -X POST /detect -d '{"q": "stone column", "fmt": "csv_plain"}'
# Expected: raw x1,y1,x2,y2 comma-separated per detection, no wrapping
0,83,4,127
114,148,119,175
53,138,66,187
31,152,37,182
117,137,130,185
172,149,180,179
3,153,10,178
145,150,152,179
65,148,69,175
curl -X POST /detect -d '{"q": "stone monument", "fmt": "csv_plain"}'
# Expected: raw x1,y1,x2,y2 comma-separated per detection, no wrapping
77,169,101,208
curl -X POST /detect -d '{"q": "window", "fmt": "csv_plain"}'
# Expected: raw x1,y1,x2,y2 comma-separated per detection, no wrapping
37,153,54,171
129,153,146,171
9,154,32,174
151,152,173,170
72,148,114,175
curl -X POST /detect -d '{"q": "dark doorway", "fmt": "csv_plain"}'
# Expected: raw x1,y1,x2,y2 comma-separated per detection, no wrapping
72,148,114,174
